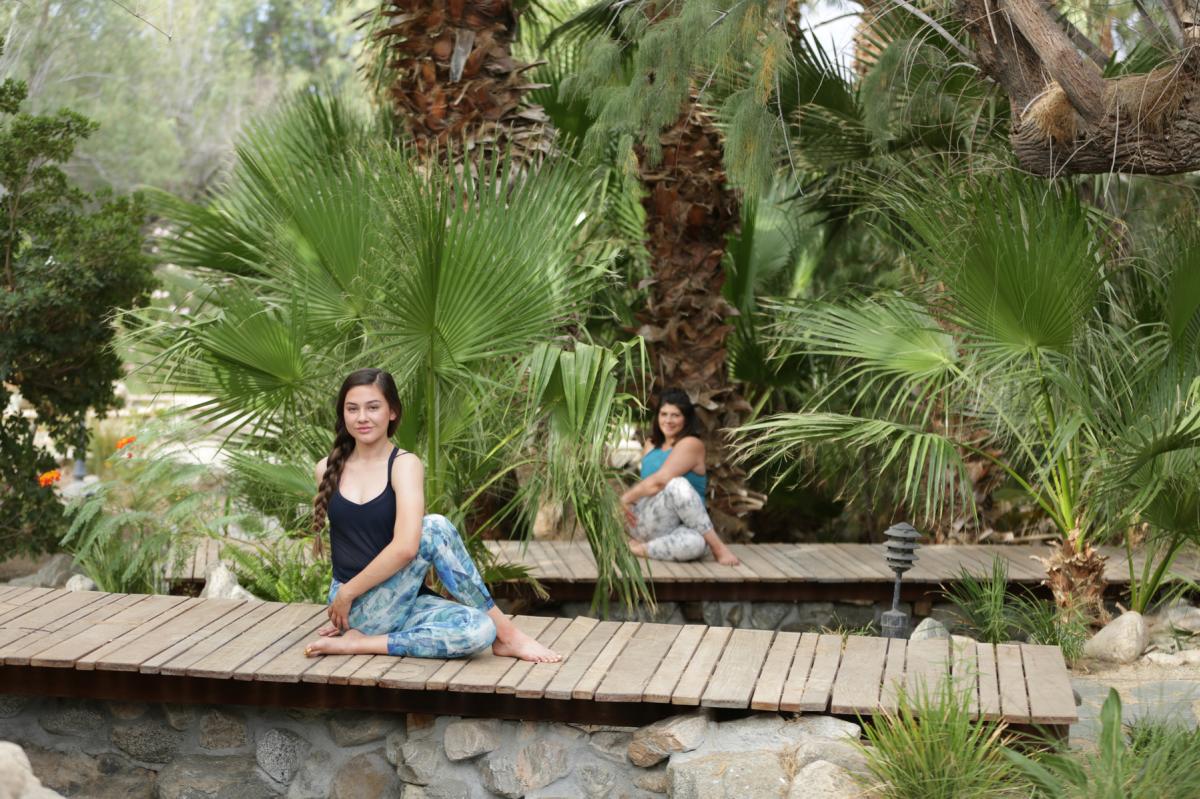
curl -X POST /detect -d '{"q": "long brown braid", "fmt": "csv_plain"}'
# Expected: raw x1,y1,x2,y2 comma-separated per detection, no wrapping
311,368,403,557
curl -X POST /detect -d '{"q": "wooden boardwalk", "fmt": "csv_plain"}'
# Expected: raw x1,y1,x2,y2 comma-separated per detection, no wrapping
0,586,1076,731
171,539,1200,603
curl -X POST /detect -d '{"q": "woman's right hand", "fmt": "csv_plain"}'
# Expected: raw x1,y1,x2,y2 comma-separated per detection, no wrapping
622,501,637,530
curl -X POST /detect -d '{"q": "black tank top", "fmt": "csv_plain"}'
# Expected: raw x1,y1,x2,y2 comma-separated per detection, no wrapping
327,447,402,583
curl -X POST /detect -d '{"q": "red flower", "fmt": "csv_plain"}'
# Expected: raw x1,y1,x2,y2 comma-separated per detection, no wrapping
116,436,137,450
38,469,62,487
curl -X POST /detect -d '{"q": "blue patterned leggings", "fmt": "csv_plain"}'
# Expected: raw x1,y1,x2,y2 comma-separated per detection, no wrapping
328,514,497,658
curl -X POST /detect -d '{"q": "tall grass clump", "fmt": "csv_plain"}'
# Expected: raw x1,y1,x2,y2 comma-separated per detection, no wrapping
1006,689,1200,798
859,679,1027,798
943,556,1012,643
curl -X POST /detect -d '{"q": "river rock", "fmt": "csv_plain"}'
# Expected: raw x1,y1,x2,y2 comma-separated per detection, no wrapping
155,755,269,799
628,712,710,767
64,574,96,592
286,749,333,799
329,750,401,799
111,720,181,763
788,739,869,774
0,696,30,719
0,742,65,799
1164,603,1200,634
1084,612,1149,663
327,712,397,747
910,617,950,641
398,737,444,785
478,738,571,798
9,554,76,588
786,759,869,798
38,704,105,737
444,718,502,761
200,564,258,602
200,709,248,750
255,728,308,784
578,763,617,798
668,749,789,799
22,744,155,799
634,769,669,794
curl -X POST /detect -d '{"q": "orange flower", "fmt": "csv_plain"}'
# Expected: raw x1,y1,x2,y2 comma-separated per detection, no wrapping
116,436,137,450
38,469,62,487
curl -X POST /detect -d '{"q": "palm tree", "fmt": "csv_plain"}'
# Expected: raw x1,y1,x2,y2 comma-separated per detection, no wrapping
128,93,650,608
735,173,1200,617
363,0,554,164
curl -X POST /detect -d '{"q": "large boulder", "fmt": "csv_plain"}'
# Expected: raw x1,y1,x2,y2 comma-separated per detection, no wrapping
0,742,65,799
787,759,873,798
910,618,950,642
8,555,77,589
668,749,790,799
21,745,154,799
477,738,571,798
200,564,258,602
628,712,710,767
1084,612,1149,663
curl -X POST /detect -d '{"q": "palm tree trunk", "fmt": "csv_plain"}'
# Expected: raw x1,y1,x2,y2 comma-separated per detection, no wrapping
372,0,551,163
637,98,762,541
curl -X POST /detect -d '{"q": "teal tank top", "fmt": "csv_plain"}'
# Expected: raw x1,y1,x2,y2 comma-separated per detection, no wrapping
640,447,708,506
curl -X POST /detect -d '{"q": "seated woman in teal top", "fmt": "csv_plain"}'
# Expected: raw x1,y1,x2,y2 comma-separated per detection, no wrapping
620,389,740,565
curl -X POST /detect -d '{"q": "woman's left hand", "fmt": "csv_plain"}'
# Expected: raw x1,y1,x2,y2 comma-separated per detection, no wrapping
327,588,353,633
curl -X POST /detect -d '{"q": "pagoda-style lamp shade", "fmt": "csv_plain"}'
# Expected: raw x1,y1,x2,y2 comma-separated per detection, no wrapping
880,522,922,639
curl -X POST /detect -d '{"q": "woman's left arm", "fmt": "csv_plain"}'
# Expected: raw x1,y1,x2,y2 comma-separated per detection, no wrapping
327,455,425,631
620,438,705,507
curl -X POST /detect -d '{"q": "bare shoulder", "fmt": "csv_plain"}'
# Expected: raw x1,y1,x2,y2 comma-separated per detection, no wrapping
675,436,706,467
315,457,328,484
390,450,425,485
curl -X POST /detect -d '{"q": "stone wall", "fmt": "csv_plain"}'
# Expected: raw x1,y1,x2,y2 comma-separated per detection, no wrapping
0,694,873,798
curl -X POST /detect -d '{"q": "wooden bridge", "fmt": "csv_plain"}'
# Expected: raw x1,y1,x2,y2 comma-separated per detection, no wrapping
0,586,1076,734
172,538,1200,606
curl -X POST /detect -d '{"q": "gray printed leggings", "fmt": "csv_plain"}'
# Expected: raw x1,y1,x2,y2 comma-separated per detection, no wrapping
631,477,713,561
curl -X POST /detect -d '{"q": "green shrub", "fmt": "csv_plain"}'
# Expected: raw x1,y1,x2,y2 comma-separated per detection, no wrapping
1006,689,1200,798
1009,594,1089,666
223,539,332,604
859,678,1028,798
943,556,1013,643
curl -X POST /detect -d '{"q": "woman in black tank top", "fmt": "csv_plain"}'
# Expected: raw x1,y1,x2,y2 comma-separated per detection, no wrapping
303,368,559,663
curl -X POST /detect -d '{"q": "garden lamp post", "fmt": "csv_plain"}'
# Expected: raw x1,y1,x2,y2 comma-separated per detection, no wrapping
880,522,921,639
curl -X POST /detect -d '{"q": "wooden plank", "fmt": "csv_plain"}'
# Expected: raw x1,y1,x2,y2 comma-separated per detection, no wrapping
728,545,788,581
1,594,137,665
822,544,890,580
878,637,907,714
1021,644,1076,724
83,598,246,671
757,544,808,580
643,625,706,703
976,643,1002,721
445,615,554,693
139,601,261,674
378,656,447,690
155,602,288,676
495,616,572,694
715,545,760,581
252,610,343,683
903,637,949,706
995,643,1030,723
594,623,682,702
951,636,979,719
830,636,889,714
688,555,742,583
516,616,601,699
701,628,774,709
187,602,325,680
565,541,599,581
0,589,108,630
572,621,640,700
779,632,819,712
796,546,851,582
671,626,733,705
542,620,620,700
799,634,844,712
230,607,331,681
29,595,188,668
750,631,801,711
341,655,397,687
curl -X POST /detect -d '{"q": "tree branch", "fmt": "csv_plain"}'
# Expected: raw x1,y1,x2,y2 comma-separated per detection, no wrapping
888,0,975,61
1042,0,1108,68
1161,0,1188,46
1132,0,1178,50
1005,0,1107,122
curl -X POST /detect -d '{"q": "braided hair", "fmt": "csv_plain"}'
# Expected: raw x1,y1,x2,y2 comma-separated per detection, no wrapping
311,368,403,555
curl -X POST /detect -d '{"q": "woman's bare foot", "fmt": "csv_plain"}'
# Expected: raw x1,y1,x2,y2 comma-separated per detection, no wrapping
628,539,648,558
492,626,561,663
712,545,740,566
304,628,364,657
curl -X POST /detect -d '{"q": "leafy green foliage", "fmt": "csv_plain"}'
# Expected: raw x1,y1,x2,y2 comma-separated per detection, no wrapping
1006,689,1200,798
0,42,154,559
62,432,242,593
859,677,1027,798
127,92,651,608
223,539,332,604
